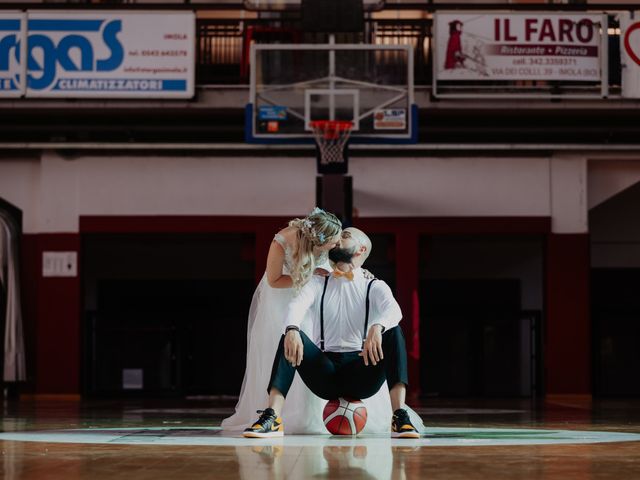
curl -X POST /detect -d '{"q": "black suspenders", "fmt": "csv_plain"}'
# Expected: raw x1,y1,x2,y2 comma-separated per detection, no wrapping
319,276,330,352
363,278,378,349
319,276,377,352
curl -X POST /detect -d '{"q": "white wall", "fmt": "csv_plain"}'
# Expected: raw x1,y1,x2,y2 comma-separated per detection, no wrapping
590,166,640,268
0,150,593,234
1,151,318,233
549,155,587,234
588,160,640,209
350,156,551,218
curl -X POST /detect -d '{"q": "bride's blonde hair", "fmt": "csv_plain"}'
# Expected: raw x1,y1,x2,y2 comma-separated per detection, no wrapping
288,208,342,291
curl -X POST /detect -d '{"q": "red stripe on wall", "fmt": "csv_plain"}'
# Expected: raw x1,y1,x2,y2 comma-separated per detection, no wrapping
353,217,551,235
80,216,293,234
395,229,421,395
80,216,552,235
545,233,591,395
19,235,39,394
20,233,81,394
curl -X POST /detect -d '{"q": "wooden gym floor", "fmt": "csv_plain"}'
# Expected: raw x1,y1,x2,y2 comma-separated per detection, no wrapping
1,397,640,479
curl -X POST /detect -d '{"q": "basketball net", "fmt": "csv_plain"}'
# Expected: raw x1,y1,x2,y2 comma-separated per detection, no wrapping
310,120,353,165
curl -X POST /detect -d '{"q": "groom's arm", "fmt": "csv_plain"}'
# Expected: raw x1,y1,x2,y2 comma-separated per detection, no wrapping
360,281,403,366
369,281,403,333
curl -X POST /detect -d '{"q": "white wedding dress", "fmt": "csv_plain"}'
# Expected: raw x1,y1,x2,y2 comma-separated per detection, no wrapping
221,234,426,434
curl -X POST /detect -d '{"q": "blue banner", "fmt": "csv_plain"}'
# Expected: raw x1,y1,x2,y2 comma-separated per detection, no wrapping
0,11,195,99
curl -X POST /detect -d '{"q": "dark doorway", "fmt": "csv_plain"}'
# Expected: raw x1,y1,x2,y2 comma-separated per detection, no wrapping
421,279,531,396
592,268,640,396
589,177,640,397
83,233,255,397
419,235,543,398
365,233,396,291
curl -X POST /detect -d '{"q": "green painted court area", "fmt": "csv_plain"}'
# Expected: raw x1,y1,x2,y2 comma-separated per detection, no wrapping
1,427,639,447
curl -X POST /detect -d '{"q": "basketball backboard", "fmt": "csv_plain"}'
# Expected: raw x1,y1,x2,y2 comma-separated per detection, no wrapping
246,42,417,144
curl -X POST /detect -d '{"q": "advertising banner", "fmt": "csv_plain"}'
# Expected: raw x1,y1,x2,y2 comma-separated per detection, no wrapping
0,11,195,99
435,12,603,82
374,109,406,130
26,11,195,98
620,12,640,98
0,12,26,98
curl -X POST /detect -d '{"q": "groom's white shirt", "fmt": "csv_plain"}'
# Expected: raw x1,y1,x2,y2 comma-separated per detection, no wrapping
284,268,403,352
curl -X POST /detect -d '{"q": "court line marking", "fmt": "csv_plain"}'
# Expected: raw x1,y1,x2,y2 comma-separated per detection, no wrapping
1,427,639,447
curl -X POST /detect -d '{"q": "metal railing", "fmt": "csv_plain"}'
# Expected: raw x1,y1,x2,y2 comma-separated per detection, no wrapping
194,16,623,95
197,19,245,83
196,18,433,85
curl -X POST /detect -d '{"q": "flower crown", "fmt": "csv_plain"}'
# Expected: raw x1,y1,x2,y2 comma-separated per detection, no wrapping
299,207,337,246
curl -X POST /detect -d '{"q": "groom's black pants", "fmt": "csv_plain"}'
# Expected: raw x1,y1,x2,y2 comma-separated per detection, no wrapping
267,326,409,400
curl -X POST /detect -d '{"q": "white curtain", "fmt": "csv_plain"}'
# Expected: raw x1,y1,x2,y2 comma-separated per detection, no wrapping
0,212,26,383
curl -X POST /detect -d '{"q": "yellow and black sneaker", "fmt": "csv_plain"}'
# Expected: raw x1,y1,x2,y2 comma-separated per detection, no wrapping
391,408,420,438
243,408,284,438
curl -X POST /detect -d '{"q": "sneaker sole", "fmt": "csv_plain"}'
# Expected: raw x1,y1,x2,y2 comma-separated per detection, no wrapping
242,431,284,438
392,431,421,439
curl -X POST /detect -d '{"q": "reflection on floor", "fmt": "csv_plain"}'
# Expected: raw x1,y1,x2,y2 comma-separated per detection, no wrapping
1,398,640,479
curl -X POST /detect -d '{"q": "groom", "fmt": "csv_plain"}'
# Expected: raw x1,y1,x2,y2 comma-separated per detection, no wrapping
243,227,420,438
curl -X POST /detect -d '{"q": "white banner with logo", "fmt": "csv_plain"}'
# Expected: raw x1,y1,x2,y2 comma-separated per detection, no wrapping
620,12,640,98
0,12,26,98
0,11,194,98
435,12,603,82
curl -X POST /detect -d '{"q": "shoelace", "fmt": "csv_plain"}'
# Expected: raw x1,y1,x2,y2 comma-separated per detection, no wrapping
255,409,275,424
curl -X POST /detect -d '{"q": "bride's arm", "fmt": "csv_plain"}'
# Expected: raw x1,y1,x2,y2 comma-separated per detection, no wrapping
266,240,293,288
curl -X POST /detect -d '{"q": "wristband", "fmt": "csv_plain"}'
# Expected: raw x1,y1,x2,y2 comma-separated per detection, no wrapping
285,325,300,333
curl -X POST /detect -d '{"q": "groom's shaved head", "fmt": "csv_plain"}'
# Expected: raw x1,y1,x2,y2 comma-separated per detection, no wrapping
343,227,372,262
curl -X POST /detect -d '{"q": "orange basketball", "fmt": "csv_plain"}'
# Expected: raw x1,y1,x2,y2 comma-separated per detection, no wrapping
322,398,368,435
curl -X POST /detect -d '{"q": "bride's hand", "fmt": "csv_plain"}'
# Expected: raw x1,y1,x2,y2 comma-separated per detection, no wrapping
362,268,375,280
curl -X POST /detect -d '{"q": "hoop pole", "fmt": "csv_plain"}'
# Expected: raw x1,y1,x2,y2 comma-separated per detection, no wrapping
329,34,336,121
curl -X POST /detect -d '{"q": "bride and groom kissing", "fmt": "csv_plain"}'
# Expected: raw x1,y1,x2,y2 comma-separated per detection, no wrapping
222,208,424,438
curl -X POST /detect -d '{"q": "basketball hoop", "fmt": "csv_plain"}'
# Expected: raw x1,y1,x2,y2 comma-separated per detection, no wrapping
310,120,353,167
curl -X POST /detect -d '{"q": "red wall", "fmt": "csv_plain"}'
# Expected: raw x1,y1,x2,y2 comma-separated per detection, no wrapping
19,235,39,394
20,215,590,397
21,233,81,394
545,233,591,395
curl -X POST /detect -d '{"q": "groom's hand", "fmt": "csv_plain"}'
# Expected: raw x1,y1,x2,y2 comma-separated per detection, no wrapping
284,329,304,367
360,324,384,366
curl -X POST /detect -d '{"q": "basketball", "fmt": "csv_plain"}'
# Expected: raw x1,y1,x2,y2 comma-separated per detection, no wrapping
323,398,368,435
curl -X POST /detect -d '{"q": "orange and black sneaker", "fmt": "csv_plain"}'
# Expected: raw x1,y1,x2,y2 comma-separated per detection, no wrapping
391,408,420,438
243,408,284,438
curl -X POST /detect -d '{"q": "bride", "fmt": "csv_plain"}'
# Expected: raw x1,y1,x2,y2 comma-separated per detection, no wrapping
222,207,424,434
